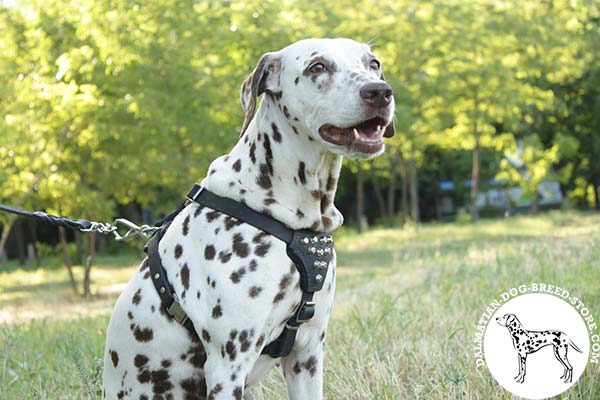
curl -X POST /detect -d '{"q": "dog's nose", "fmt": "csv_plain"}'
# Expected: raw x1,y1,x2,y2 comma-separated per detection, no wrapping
360,82,393,108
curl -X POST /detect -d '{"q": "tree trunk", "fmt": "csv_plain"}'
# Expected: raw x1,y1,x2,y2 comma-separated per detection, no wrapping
593,180,600,211
386,158,397,227
27,220,40,266
83,232,96,299
470,135,481,222
15,220,25,265
530,187,540,214
58,226,79,295
400,157,409,226
370,169,386,223
409,144,420,224
409,159,419,223
0,221,13,261
356,164,366,232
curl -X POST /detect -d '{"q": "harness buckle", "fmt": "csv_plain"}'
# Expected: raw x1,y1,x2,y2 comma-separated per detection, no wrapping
186,184,204,202
294,301,316,324
167,300,189,326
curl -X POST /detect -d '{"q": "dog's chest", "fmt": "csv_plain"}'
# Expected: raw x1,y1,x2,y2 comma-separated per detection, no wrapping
158,203,332,346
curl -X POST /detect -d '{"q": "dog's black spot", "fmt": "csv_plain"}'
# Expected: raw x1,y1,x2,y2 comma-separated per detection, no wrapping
109,349,119,367
132,325,154,342
233,386,243,400
135,354,149,368
273,291,285,303
264,197,277,205
208,383,222,400
239,330,251,352
181,263,190,290
212,304,222,319
180,377,204,400
127,311,134,320
255,241,271,257
174,244,183,259
204,245,216,260
224,216,243,231
219,251,232,263
249,142,257,164
249,286,262,297
256,335,265,350
149,367,173,396
271,122,282,143
296,209,305,218
132,289,142,305
206,210,220,222
303,356,318,377
230,267,246,284
232,158,242,172
194,205,204,218
249,259,258,271
283,106,291,119
256,166,272,189
182,215,190,236
232,233,250,258
298,162,306,185
292,125,299,134
294,76,299,85
202,329,211,343
225,340,237,360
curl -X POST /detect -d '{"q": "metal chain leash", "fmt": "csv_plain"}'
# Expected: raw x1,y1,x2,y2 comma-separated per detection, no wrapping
81,218,160,241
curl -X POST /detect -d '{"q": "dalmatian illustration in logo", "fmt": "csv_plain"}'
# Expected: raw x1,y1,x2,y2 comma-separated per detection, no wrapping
496,313,583,384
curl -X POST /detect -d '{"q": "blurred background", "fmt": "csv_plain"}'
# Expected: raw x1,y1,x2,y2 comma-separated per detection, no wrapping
1,1,600,398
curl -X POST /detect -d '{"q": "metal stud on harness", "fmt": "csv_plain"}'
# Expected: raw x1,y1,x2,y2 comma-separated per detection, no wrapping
146,183,334,358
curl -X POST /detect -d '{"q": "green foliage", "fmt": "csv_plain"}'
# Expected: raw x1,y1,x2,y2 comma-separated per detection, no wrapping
0,0,599,225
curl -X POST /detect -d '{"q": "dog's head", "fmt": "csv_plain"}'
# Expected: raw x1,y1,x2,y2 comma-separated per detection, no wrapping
240,38,395,159
496,313,520,328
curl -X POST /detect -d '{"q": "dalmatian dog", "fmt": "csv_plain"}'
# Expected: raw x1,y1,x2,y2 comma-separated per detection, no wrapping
496,313,583,384
102,38,395,400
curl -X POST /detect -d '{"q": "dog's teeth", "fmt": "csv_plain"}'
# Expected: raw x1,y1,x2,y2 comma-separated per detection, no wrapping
353,129,360,140
376,125,381,133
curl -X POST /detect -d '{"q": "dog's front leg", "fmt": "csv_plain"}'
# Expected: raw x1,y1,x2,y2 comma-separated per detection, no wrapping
203,347,257,400
281,344,325,400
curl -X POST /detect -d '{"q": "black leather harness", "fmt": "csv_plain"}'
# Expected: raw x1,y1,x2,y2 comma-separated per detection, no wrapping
145,183,334,358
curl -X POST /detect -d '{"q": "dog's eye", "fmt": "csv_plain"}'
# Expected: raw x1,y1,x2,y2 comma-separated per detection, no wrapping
308,62,326,74
369,59,381,70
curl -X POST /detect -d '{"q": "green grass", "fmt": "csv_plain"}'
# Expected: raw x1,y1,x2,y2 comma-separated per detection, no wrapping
1,211,600,399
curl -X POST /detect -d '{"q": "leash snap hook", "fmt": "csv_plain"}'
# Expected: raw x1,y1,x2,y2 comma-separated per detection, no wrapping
111,218,159,241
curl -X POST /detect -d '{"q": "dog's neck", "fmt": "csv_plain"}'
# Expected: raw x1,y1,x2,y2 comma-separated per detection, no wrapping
201,100,344,232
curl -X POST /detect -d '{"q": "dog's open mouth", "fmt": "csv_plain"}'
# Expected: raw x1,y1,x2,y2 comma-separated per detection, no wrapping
318,116,387,154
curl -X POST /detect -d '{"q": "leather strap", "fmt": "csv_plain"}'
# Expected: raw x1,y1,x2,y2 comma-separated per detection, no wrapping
186,184,293,244
146,184,335,359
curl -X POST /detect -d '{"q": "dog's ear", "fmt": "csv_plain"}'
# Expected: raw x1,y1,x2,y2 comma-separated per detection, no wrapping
380,71,395,138
240,52,280,136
